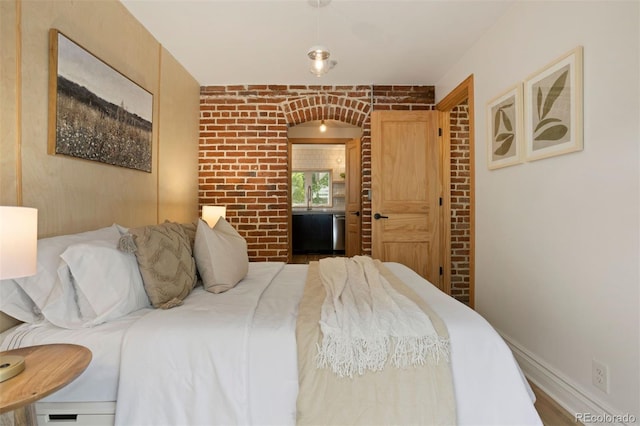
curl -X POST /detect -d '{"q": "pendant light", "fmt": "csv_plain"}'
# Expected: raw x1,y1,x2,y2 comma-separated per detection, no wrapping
307,0,336,77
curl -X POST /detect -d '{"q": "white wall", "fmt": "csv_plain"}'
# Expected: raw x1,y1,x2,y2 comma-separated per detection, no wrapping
437,1,639,421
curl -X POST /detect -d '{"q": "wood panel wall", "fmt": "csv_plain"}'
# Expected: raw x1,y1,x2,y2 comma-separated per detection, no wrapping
0,0,200,238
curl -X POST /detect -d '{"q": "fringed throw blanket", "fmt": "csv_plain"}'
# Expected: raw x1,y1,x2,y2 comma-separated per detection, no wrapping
317,256,449,377
296,257,457,426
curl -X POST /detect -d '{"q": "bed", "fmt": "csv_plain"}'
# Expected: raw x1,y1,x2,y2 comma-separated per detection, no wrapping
0,221,542,426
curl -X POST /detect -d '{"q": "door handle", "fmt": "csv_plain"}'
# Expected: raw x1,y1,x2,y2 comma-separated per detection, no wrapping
350,211,360,216
373,213,389,220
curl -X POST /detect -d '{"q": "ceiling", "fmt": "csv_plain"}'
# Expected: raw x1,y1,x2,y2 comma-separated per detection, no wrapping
120,0,512,86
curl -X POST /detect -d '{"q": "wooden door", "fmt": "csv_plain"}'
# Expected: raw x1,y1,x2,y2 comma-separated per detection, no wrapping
371,111,442,287
345,138,361,256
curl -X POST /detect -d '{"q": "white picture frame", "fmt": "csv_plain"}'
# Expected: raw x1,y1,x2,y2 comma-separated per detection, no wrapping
486,83,523,170
523,46,583,162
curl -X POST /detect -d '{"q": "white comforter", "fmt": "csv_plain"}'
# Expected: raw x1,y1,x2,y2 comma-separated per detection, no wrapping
114,262,289,426
3,262,541,425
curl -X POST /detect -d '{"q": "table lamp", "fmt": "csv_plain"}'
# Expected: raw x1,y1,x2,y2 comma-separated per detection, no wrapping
0,206,37,382
202,206,226,227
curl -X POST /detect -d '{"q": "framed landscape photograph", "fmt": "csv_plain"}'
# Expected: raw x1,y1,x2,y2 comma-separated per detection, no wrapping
486,83,522,170
523,46,583,162
48,29,153,172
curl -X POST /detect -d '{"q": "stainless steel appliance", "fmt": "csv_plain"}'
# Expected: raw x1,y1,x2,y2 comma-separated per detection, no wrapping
332,214,345,251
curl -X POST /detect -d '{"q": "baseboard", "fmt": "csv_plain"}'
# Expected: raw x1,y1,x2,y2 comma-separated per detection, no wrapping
500,333,631,426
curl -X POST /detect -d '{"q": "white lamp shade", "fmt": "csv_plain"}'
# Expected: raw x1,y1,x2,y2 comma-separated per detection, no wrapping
0,206,38,280
202,206,226,227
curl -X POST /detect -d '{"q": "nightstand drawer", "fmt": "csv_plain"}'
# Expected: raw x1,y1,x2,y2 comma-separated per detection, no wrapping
36,402,115,426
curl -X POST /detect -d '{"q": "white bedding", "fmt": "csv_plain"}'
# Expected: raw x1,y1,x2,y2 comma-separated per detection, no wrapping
1,262,541,425
115,262,289,425
0,308,151,403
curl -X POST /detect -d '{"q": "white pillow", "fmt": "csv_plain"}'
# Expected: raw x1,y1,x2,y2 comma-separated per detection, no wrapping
0,280,43,323
60,240,150,327
12,225,122,324
40,261,92,329
194,218,249,293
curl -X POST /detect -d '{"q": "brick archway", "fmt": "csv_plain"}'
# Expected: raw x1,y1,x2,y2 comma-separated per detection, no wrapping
279,94,371,127
280,94,371,258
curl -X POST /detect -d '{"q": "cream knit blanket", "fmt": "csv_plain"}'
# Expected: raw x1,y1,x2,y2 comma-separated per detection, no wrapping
317,256,449,378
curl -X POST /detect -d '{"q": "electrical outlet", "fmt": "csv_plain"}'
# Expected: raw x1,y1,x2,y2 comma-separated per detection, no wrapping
592,360,609,393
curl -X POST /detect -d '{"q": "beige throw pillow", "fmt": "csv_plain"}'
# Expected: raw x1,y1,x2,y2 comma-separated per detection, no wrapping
194,218,249,294
128,222,197,309
176,221,197,251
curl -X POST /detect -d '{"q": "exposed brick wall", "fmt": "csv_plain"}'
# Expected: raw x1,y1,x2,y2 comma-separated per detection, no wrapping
449,101,471,305
199,85,434,261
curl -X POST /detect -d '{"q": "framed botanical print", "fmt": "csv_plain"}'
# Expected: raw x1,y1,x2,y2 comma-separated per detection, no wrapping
523,46,583,162
487,83,523,169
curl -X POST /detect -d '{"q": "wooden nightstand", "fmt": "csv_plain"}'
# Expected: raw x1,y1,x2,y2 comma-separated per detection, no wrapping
0,344,92,425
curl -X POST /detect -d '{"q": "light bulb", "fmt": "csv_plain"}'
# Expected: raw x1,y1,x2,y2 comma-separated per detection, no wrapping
308,47,332,76
319,120,327,132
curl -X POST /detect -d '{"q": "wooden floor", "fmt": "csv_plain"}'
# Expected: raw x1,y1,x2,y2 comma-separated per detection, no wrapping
531,381,580,426
290,253,342,264
291,255,578,426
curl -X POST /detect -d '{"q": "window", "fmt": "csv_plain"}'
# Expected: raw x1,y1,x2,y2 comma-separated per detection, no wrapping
292,170,332,208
